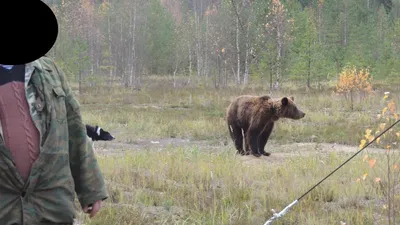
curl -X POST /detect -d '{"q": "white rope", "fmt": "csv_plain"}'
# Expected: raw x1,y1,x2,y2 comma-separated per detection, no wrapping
263,200,298,225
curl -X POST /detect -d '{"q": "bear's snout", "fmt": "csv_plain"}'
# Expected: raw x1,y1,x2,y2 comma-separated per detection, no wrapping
295,110,306,119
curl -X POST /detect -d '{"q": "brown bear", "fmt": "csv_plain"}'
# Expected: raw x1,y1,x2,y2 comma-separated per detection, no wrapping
226,95,305,157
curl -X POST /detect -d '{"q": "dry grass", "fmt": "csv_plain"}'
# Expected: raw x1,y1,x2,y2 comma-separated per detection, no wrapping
72,76,400,225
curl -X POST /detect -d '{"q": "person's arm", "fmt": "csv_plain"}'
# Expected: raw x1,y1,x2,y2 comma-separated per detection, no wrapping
51,59,109,208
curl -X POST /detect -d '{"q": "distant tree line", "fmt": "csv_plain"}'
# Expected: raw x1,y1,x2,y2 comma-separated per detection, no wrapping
42,0,400,90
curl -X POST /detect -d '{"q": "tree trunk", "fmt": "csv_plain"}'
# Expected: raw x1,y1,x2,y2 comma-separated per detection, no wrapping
236,16,240,85
129,3,137,88
350,90,353,110
188,38,192,84
126,3,137,89
89,39,94,76
307,39,311,88
120,15,124,87
173,59,178,88
204,13,209,79
275,29,283,90
224,61,227,87
216,55,221,89
78,69,82,94
127,5,133,88
343,1,348,46
318,2,323,43
243,21,250,85
194,4,202,78
96,32,100,76
107,13,113,87
270,66,273,90
87,15,94,77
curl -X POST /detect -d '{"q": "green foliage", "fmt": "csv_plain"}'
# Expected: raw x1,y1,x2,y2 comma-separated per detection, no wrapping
288,6,324,84
50,0,400,87
143,0,177,75
54,37,90,81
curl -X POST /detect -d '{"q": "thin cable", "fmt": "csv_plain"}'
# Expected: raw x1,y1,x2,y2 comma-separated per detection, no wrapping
298,118,400,200
264,119,400,225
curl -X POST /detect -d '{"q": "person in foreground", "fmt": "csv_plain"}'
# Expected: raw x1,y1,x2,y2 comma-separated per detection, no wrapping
0,56,109,225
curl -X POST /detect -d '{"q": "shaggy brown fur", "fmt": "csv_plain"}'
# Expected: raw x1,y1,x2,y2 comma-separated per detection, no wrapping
226,95,306,157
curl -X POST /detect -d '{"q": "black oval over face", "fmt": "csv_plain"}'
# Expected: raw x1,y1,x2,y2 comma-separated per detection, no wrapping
0,1,59,64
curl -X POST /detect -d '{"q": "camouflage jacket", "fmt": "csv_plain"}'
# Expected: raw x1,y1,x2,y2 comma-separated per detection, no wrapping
0,57,109,225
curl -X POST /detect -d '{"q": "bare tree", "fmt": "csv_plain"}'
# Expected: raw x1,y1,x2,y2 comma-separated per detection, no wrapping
265,0,291,90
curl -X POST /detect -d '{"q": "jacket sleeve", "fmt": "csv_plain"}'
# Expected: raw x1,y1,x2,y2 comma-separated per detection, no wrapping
53,60,109,208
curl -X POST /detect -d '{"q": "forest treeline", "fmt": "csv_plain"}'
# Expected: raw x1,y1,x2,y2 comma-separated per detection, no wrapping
43,0,400,89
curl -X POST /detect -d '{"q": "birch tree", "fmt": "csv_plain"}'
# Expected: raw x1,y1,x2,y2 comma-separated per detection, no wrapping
265,0,293,89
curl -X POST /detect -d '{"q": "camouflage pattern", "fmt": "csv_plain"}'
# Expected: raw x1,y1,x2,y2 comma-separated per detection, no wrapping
0,56,109,225
25,62,44,144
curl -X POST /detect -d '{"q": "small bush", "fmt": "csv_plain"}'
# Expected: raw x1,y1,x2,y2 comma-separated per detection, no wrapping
336,66,373,110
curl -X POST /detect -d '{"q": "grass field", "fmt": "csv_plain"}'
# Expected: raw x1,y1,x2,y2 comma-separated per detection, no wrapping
72,77,400,225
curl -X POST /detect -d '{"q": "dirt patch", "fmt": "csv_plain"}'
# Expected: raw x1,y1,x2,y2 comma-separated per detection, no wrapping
94,138,387,158
239,152,297,166
92,138,390,170
92,138,220,155
236,142,388,166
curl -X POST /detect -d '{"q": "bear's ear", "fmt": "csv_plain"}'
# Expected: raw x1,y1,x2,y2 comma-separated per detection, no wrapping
289,96,294,101
281,97,289,106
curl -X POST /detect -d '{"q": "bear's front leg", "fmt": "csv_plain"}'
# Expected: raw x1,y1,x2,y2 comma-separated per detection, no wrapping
244,139,251,155
246,128,262,157
229,124,246,155
258,122,274,156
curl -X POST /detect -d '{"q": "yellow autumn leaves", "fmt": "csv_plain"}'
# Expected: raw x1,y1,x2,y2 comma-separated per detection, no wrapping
355,172,370,183
361,154,376,168
356,155,399,183
336,66,373,94
379,91,398,120
359,92,400,151
335,66,373,110
356,92,399,185
358,128,376,149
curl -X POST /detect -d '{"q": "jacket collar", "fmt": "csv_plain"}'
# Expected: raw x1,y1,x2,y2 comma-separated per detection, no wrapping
25,58,53,88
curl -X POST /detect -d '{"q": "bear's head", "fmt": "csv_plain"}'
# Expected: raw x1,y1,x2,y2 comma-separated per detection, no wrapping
274,96,305,120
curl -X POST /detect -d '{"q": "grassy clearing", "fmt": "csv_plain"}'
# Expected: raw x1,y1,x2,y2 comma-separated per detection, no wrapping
73,77,400,225
78,77,398,145
80,148,386,225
